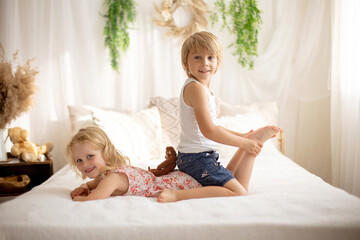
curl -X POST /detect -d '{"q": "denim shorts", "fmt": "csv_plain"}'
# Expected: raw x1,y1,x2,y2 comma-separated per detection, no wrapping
177,151,234,186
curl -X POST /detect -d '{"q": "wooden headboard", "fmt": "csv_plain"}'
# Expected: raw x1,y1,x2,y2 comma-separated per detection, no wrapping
278,129,284,154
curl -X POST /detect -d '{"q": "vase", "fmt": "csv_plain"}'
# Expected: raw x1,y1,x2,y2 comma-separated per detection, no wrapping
0,128,8,161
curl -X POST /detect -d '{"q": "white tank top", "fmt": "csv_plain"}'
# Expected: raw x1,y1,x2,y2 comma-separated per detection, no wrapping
177,78,218,153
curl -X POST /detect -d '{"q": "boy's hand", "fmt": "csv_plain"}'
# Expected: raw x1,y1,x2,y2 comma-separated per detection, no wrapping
241,138,263,156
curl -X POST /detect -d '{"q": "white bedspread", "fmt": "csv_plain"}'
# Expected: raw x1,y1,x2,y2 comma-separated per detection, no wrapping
1,151,360,240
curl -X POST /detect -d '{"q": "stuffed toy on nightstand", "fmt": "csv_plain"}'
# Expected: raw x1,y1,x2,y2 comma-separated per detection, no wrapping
7,127,53,162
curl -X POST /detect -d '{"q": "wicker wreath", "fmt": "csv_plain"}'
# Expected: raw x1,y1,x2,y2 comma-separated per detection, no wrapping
153,0,208,40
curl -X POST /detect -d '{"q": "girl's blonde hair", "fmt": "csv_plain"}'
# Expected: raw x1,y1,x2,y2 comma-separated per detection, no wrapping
181,31,223,77
65,126,130,179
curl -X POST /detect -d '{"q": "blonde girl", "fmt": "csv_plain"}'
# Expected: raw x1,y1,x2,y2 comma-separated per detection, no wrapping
66,126,201,202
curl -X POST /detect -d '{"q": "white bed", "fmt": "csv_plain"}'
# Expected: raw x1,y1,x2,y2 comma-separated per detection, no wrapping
1,97,359,240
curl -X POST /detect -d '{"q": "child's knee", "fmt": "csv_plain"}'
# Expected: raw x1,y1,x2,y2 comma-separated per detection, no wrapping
224,180,248,196
232,186,248,196
237,189,248,196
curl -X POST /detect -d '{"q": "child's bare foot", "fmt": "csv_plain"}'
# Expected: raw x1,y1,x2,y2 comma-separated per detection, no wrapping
247,125,280,143
157,189,178,203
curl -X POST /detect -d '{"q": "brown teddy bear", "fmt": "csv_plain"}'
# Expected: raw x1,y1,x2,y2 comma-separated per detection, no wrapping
148,146,177,176
7,127,53,162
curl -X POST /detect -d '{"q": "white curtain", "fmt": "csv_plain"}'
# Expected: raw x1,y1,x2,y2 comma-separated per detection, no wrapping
331,0,360,197
1,0,332,180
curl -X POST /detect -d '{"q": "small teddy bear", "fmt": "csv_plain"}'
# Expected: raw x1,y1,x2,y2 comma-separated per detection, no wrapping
148,146,177,176
7,127,53,162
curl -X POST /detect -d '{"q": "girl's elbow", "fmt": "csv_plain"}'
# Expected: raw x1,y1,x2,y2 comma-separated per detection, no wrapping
201,127,217,139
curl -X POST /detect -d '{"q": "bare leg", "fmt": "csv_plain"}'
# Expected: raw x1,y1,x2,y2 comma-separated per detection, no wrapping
226,148,245,174
158,125,280,203
246,125,280,143
234,126,280,190
227,126,279,174
157,179,246,203
233,152,255,191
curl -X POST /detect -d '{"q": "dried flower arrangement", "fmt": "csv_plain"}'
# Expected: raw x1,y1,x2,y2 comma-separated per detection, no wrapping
153,0,208,41
0,43,38,129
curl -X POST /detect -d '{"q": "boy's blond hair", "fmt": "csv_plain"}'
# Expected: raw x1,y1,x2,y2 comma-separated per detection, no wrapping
181,31,223,77
65,126,130,179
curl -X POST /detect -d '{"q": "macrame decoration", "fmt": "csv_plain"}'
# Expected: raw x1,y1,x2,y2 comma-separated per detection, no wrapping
153,0,208,40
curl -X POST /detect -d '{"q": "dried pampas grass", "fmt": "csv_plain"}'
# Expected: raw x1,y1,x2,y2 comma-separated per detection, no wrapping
0,43,38,129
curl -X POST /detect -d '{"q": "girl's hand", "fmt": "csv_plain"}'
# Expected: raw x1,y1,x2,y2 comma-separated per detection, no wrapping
70,184,90,199
72,195,87,202
241,138,263,156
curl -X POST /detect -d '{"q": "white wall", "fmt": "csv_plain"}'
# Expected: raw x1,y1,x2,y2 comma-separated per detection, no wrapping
0,0,333,181
281,96,332,183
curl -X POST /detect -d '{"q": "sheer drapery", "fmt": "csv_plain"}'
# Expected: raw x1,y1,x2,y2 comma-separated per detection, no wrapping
1,0,331,177
331,0,360,197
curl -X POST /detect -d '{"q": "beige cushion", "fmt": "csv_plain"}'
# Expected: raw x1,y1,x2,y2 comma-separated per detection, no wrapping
148,97,180,148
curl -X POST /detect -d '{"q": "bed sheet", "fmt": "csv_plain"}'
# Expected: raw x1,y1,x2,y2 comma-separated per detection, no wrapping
0,151,360,240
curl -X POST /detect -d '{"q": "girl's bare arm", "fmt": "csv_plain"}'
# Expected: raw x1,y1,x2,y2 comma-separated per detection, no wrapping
85,178,100,190
70,178,101,199
72,173,129,201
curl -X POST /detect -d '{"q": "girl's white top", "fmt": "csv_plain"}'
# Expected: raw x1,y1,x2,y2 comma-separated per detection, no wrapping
177,78,218,153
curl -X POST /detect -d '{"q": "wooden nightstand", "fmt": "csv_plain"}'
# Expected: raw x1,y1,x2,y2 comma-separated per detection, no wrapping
0,154,53,197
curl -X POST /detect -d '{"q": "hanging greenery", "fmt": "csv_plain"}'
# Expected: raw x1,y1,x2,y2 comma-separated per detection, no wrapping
210,0,262,69
103,0,136,72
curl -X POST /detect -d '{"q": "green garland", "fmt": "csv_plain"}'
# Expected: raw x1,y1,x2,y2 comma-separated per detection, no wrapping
210,0,262,69
103,0,136,72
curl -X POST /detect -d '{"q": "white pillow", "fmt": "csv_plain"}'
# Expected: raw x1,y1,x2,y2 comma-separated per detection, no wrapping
219,100,278,125
68,105,164,162
68,105,94,133
148,97,279,148
148,96,222,147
